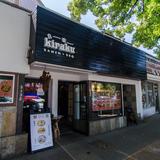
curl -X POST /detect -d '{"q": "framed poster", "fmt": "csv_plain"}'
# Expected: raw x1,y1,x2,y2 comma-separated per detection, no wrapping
30,113,53,152
0,74,15,104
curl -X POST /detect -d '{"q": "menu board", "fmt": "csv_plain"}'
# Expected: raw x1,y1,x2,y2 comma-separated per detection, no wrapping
30,113,53,152
92,83,121,111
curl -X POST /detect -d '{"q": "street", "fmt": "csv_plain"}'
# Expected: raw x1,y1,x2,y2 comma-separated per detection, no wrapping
11,114,160,160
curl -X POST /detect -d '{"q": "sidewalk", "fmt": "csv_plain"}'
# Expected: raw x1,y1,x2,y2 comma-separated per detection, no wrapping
10,114,160,160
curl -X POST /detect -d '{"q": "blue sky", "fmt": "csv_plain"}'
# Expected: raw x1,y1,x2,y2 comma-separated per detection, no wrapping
41,0,98,30
41,0,153,55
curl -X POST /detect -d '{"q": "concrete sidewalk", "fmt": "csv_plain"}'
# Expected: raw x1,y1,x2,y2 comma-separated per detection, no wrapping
10,114,160,160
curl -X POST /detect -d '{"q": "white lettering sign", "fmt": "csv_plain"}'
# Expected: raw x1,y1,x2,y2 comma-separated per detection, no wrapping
43,33,76,58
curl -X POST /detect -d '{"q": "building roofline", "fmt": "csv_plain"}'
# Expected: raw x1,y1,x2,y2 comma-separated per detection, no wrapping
0,0,31,13
146,52,159,61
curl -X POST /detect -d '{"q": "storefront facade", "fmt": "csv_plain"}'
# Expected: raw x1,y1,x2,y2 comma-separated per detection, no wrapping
27,6,146,135
142,54,160,117
1,2,159,159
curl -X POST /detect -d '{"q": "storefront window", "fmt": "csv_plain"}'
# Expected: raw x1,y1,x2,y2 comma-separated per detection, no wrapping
91,82,122,117
147,82,155,107
142,81,158,108
142,82,147,108
24,78,47,108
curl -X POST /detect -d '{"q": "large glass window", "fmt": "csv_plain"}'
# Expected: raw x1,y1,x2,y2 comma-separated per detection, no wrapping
148,82,155,107
142,82,147,108
91,82,122,117
142,81,158,108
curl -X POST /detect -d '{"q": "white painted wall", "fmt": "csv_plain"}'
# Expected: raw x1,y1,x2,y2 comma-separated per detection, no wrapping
136,81,143,118
0,2,30,74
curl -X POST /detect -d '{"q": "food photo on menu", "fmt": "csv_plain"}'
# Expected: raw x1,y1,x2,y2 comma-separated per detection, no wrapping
30,113,53,151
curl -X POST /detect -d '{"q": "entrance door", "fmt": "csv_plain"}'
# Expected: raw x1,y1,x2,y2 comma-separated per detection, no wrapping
58,81,88,134
58,81,74,131
123,85,137,125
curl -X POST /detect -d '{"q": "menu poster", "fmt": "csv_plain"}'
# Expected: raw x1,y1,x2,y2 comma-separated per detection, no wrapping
92,83,121,111
0,74,15,104
30,113,53,152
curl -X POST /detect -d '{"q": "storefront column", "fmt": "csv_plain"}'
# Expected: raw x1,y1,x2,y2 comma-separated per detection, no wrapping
135,81,143,119
16,74,25,134
51,78,58,116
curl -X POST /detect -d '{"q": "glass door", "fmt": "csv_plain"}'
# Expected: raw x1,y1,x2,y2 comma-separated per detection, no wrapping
74,84,80,120
123,85,137,125
73,82,88,133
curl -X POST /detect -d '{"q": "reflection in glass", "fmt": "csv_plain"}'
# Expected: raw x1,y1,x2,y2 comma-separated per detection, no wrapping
91,82,122,117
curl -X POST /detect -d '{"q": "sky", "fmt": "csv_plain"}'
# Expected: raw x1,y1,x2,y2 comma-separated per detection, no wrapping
41,0,153,55
41,0,98,30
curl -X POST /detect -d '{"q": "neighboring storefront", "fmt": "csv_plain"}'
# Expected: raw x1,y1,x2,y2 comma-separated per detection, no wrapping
0,1,30,159
142,54,160,117
27,6,147,136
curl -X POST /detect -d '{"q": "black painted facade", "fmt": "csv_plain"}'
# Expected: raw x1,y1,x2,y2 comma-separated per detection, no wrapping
29,6,147,80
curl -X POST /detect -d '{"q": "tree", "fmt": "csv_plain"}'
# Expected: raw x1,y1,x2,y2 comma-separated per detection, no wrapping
68,0,160,57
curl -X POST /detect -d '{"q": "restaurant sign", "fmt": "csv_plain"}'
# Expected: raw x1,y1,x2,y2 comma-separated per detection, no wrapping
43,33,76,59
146,57,160,76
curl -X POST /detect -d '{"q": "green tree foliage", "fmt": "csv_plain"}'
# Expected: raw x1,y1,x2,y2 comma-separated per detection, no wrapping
68,0,160,56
